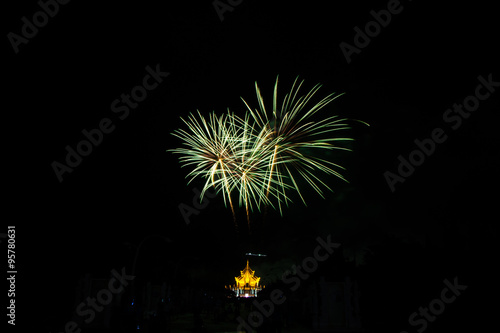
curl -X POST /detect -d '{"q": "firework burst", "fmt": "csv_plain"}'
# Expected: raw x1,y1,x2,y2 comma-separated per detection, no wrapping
169,76,367,225
169,110,240,221
241,76,360,214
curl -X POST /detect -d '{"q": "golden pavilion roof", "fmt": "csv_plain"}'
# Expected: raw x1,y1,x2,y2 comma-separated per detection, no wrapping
235,260,261,287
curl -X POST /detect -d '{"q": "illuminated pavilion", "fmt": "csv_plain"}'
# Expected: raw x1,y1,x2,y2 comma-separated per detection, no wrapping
226,260,264,297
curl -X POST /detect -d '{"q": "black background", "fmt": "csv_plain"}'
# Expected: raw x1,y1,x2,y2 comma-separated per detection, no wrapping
4,0,499,332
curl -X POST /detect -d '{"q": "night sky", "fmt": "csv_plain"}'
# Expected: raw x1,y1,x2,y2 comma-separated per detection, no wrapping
5,0,499,332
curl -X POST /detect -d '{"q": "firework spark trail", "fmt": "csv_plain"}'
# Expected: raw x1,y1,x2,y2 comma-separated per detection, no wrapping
170,76,368,225
230,116,282,224
170,110,240,221
241,76,357,214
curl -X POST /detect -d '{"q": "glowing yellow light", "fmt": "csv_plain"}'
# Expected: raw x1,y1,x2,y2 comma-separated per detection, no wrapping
226,260,264,297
